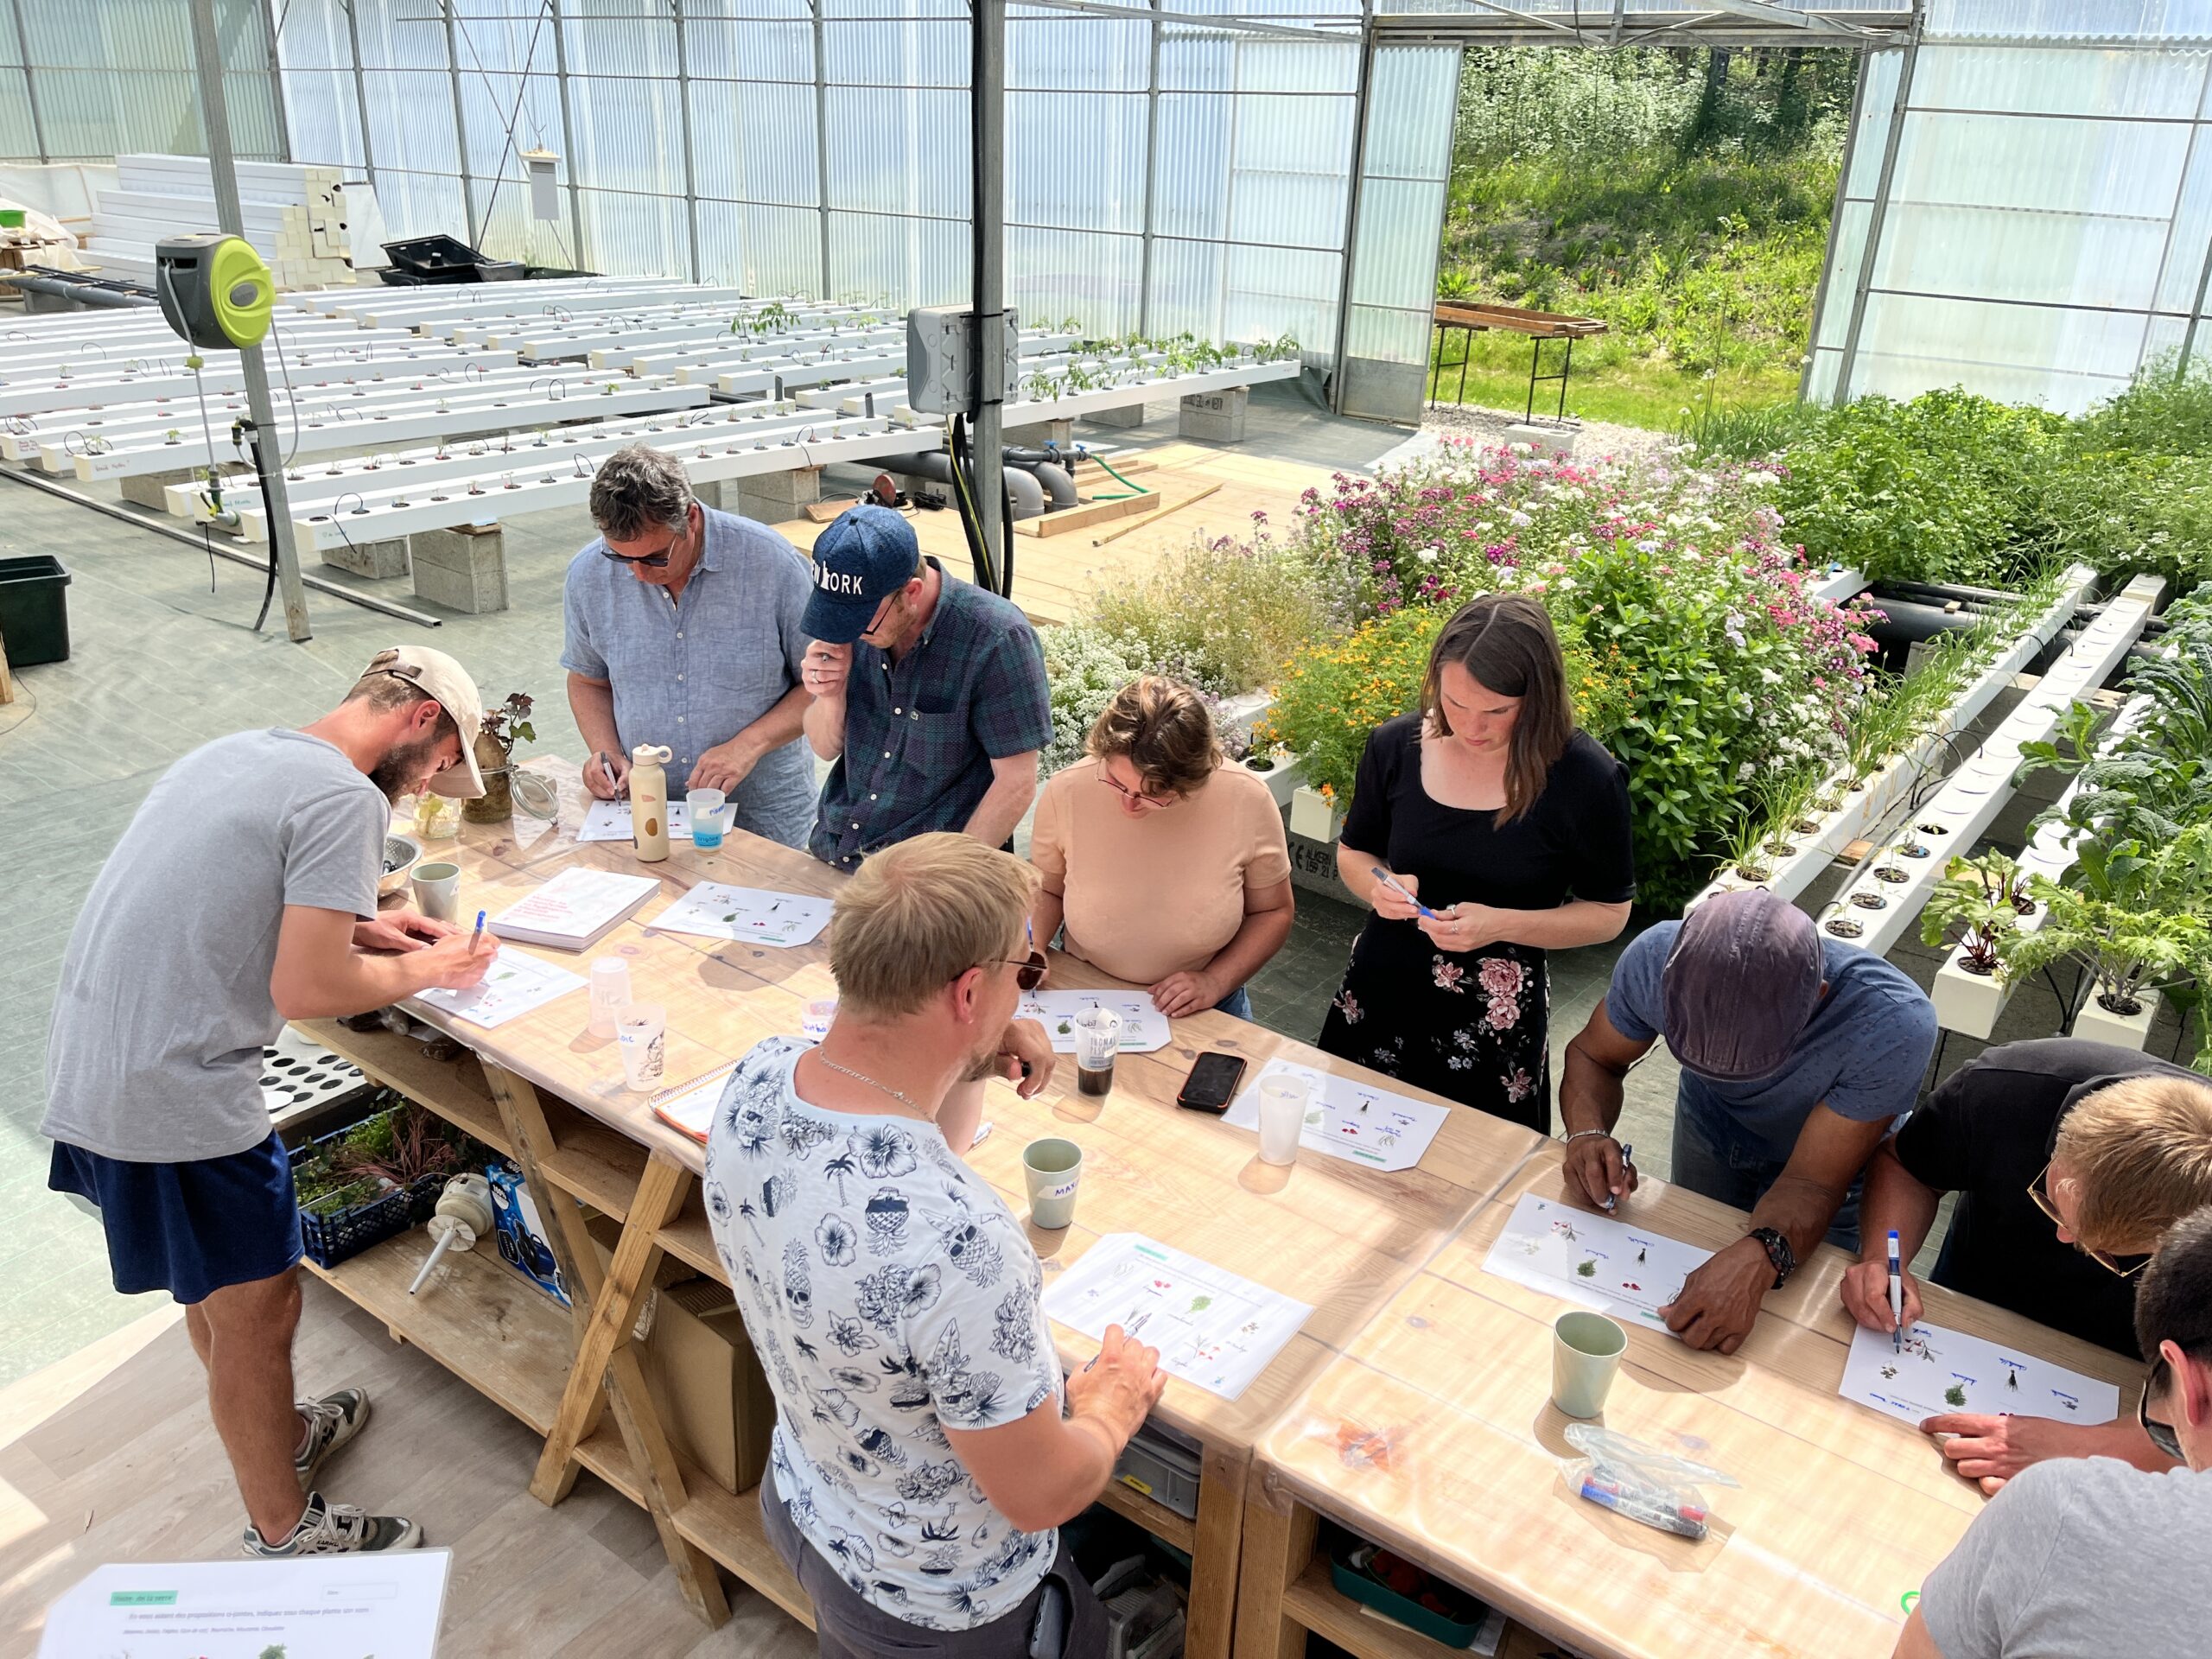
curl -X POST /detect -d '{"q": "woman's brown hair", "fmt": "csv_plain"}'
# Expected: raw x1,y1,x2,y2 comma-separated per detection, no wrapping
1085,676,1223,798
1420,594,1575,824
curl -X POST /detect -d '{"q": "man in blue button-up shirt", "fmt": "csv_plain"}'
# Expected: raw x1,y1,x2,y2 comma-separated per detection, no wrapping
798,505,1052,869
562,446,818,848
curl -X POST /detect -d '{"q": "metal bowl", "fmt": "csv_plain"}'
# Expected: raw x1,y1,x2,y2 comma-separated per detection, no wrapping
379,834,423,896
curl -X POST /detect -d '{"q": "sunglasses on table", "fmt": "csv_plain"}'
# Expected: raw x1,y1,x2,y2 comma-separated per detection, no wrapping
2139,1357,2184,1463
2027,1161,2152,1277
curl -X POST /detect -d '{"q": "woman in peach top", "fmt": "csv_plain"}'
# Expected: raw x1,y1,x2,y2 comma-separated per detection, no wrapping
1029,677,1295,1019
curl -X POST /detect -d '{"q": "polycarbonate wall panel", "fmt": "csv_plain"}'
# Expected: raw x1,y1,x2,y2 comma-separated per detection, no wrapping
0,68,35,162
1808,35,2212,414
1341,44,1458,368
698,197,820,294
3,0,280,162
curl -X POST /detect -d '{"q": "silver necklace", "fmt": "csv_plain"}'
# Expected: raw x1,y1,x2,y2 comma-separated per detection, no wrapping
817,1054,925,1115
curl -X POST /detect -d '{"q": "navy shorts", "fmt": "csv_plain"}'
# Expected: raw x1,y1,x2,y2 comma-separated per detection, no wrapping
49,1131,303,1306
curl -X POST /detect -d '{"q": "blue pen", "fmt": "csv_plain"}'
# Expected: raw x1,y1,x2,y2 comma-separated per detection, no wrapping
470,908,487,953
1606,1142,1635,1211
1369,866,1439,920
1888,1230,1904,1352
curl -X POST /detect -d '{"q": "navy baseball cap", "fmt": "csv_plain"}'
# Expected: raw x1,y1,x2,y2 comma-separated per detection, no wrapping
804,505,922,644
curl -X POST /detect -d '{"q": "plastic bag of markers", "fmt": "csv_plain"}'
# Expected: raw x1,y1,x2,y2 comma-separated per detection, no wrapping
1561,1425,1738,1541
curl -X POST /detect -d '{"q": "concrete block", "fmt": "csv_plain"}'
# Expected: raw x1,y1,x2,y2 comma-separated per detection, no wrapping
1003,416,1076,448
1505,422,1578,460
320,533,410,581
735,466,820,524
1179,386,1248,444
1086,403,1146,429
119,465,202,512
692,479,727,512
410,524,507,614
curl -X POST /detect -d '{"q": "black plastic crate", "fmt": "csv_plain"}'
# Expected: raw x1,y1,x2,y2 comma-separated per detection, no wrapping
0,555,71,670
289,1125,444,1269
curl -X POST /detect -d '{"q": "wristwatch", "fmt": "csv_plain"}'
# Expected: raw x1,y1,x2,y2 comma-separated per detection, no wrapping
1747,1226,1796,1290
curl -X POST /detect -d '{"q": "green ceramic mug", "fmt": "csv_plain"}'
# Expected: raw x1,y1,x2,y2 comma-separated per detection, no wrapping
1553,1310,1627,1419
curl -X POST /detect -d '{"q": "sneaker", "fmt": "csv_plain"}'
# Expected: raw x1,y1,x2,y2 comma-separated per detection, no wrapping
244,1491,423,1557
295,1387,370,1488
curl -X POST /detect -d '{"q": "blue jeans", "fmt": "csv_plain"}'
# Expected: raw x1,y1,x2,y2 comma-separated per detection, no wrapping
1669,1096,1863,1254
1212,985,1252,1020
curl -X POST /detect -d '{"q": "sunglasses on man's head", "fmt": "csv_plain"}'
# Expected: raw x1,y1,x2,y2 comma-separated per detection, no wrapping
2139,1357,2185,1462
2027,1161,2152,1277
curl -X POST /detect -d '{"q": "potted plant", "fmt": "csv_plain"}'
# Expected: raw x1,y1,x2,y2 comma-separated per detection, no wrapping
462,690,537,823
291,1096,485,1268
1999,874,2210,1052
1922,851,2031,1034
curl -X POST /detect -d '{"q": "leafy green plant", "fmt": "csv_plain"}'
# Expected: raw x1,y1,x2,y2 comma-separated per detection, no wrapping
480,690,536,760
2000,874,2211,1020
1089,532,1340,701
1920,851,2033,976
1715,808,1774,885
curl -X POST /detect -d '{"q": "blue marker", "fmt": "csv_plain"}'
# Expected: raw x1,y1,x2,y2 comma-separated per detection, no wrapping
1887,1230,1904,1352
1369,866,1439,920
470,908,488,953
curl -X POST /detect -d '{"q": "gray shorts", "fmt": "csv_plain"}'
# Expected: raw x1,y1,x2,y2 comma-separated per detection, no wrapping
760,1467,1107,1659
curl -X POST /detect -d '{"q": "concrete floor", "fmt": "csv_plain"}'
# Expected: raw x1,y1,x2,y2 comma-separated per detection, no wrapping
2,371,2191,1390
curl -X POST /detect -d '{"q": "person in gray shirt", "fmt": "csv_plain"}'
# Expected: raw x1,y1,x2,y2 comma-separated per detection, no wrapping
1897,1203,2212,1659
44,646,497,1561
563,444,817,848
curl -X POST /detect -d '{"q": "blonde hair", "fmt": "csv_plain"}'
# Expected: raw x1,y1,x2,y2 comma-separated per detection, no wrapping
2054,1073,2212,1255
1085,676,1222,798
830,834,1039,1020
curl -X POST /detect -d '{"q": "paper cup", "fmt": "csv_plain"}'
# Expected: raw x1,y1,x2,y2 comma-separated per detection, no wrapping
1023,1137,1084,1230
614,1002,668,1090
1552,1310,1627,1419
1256,1074,1309,1166
687,788,727,849
410,861,462,922
802,998,836,1043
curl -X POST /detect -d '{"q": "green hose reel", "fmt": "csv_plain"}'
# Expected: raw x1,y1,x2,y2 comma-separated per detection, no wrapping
154,233,275,351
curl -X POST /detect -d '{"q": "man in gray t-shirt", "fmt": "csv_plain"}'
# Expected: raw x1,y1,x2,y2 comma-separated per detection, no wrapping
1897,1205,2212,1658
44,646,497,1561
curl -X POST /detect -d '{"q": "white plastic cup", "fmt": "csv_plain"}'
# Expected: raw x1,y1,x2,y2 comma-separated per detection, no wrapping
1553,1311,1628,1419
588,957,632,1039
409,861,461,922
686,788,727,849
1072,1007,1122,1098
614,1002,668,1090
1023,1138,1084,1230
1256,1074,1310,1166
802,998,836,1043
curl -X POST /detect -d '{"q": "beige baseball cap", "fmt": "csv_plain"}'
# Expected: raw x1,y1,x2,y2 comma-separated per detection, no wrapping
360,645,486,798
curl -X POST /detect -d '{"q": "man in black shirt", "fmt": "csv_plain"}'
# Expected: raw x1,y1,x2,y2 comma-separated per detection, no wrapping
1842,1038,2212,1491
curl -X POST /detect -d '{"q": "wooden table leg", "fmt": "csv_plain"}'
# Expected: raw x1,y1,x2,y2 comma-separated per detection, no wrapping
1186,1446,1249,1659
484,1063,729,1626
1231,1485,1314,1659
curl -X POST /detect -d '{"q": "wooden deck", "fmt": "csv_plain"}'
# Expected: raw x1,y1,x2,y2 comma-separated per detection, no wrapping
0,1285,815,1659
769,441,1337,627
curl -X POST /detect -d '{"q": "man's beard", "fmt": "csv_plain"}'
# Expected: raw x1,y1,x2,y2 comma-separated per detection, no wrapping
369,731,442,802
961,1039,1001,1084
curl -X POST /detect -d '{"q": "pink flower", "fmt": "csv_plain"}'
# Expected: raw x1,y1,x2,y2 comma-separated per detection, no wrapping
1502,1066,1535,1103
1432,957,1468,994
1485,995,1519,1032
1478,958,1524,999
1333,989,1363,1025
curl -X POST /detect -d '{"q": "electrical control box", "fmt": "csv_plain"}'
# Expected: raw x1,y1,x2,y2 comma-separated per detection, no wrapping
906,304,1020,415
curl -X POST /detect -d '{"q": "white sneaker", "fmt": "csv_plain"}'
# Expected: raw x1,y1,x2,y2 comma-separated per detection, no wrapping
294,1387,370,1488
244,1491,423,1557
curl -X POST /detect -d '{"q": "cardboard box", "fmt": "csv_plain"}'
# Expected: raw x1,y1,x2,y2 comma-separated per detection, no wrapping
488,1163,568,1305
582,1230,774,1495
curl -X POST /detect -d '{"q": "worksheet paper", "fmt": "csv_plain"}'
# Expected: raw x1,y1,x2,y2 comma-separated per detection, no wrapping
412,949,587,1029
1042,1232,1311,1401
1223,1058,1452,1175
38,1550,450,1658
1481,1192,1714,1334
577,796,693,842
1840,1319,2120,1427
652,881,835,948
1019,989,1173,1054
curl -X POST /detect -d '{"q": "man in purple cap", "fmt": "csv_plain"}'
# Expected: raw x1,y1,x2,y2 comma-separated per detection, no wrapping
1556,887,1936,1353
797,505,1052,870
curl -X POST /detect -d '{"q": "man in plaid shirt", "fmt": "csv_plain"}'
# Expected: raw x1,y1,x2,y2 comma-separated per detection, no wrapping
799,505,1053,869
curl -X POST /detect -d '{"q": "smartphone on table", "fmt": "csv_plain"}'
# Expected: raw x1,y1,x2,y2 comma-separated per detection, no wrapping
1177,1051,1247,1115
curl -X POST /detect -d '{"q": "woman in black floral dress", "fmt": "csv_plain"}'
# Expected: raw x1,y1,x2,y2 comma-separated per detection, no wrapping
1318,595,1636,1133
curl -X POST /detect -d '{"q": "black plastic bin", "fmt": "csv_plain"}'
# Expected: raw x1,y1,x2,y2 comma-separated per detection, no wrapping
0,555,71,669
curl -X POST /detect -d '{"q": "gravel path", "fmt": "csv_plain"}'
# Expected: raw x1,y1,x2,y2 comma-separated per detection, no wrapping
1419,399,1675,466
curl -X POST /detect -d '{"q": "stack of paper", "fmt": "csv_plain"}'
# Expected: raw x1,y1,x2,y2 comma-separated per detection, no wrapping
488,868,660,950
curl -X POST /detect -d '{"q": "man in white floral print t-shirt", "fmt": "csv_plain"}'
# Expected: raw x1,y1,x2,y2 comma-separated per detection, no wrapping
707,834,1166,1659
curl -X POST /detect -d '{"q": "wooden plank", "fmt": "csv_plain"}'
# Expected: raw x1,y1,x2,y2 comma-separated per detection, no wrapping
1189,1446,1253,1659
1094,483,1224,546
1232,1487,1319,1659
1281,1554,1465,1659
1013,490,1160,537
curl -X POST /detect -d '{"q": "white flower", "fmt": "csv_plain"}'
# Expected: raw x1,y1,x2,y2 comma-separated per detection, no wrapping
1510,510,1533,528
1416,546,1439,564
1746,470,1779,488
1635,538,1660,554
1510,442,1534,456
1557,576,1577,591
